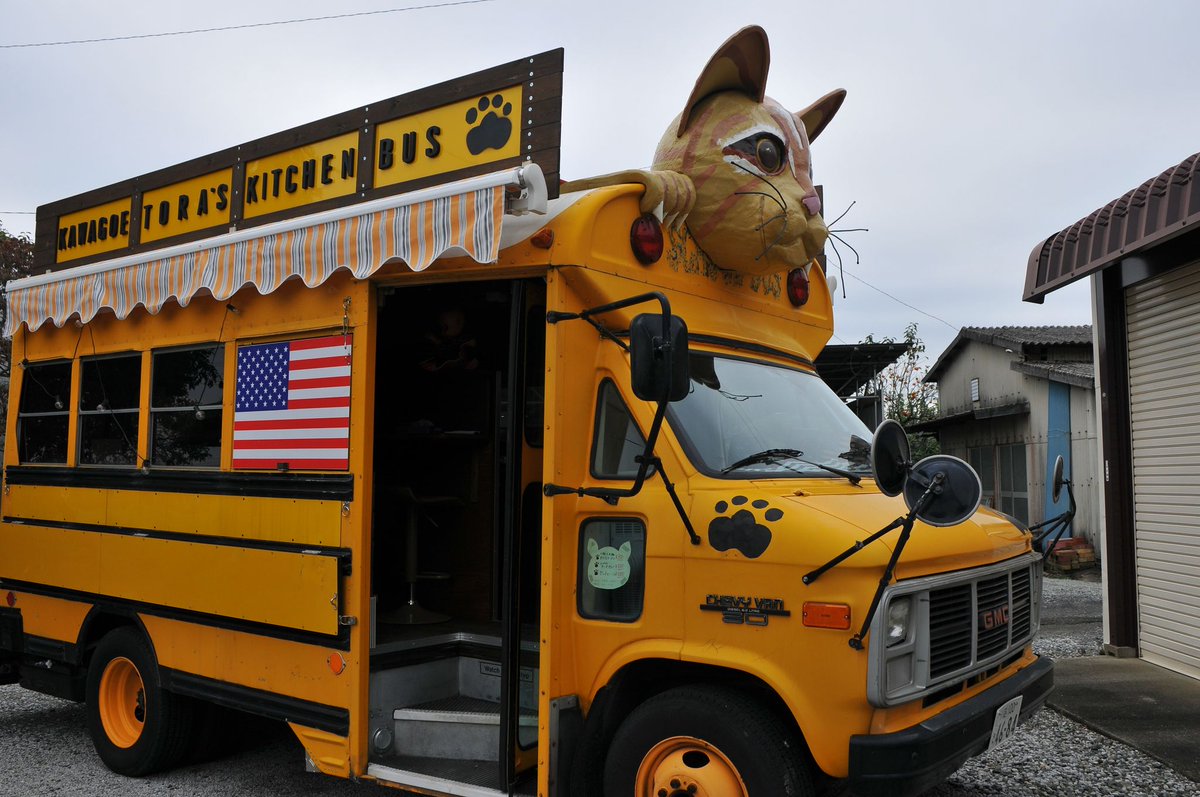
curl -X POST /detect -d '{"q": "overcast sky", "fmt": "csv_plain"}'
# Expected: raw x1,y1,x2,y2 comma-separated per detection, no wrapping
2,1,1197,361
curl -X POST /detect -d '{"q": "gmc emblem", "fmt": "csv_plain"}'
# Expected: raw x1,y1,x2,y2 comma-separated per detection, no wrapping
979,605,1010,631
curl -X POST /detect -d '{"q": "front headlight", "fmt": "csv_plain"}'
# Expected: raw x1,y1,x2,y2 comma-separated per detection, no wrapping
886,597,911,646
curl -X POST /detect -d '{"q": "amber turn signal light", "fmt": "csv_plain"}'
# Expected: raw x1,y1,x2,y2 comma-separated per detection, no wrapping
802,601,851,630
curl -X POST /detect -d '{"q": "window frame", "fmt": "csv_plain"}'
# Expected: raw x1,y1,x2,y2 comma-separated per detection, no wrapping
148,343,226,469
15,359,73,465
77,351,143,468
576,516,647,623
589,378,651,481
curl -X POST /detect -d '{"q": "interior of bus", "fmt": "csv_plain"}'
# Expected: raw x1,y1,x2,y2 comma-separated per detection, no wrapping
366,277,545,789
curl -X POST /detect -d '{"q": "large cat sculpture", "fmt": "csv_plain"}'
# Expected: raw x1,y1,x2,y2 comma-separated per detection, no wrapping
565,26,844,277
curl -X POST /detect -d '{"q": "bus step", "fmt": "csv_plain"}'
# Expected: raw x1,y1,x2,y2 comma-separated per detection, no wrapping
394,695,501,761
393,695,536,761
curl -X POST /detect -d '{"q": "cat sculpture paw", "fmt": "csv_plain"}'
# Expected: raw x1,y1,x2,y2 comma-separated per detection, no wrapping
562,169,696,229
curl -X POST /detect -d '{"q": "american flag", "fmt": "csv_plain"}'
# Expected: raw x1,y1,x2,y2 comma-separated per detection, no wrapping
233,334,352,470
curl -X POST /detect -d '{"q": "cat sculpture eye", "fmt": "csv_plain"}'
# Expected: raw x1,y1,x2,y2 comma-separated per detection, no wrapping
725,133,788,176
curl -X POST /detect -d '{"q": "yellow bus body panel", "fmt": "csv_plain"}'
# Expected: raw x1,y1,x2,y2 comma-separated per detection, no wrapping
0,524,340,634
141,615,352,713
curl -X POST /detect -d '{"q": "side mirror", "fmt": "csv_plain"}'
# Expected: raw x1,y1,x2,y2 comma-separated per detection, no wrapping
1051,454,1067,503
630,313,689,402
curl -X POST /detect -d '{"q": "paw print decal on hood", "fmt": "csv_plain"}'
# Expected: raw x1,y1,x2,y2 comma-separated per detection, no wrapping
708,496,785,558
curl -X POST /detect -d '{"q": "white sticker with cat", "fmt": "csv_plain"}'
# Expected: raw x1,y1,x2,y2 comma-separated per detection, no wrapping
586,539,632,590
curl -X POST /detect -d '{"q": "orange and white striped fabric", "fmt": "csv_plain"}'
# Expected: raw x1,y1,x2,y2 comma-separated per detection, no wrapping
5,184,503,336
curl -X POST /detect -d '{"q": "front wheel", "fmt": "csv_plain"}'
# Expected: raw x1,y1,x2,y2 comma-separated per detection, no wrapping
86,627,193,776
603,685,814,797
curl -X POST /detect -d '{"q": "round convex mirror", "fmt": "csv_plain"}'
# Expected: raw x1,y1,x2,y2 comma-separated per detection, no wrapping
1052,455,1066,503
870,419,911,497
903,455,983,527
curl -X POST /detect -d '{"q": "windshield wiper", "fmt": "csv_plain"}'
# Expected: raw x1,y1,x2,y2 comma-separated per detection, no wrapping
721,447,862,485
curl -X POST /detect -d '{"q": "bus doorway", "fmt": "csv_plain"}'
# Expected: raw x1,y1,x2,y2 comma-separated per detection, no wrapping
366,278,544,792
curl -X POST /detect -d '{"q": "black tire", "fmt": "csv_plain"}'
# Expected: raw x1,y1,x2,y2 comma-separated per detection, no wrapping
602,685,814,797
85,627,194,776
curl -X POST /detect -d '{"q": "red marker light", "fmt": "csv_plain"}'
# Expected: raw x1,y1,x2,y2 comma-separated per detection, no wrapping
630,214,664,265
5,592,15,607
786,268,810,307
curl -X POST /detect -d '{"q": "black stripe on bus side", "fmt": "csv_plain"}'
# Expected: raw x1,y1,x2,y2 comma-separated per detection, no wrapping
2,516,352,576
0,580,351,651
161,668,350,736
3,466,355,502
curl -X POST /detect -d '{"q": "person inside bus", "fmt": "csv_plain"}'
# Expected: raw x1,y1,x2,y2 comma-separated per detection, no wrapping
418,306,479,372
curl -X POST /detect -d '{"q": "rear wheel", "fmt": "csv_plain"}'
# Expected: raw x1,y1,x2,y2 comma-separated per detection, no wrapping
603,685,813,797
86,627,193,776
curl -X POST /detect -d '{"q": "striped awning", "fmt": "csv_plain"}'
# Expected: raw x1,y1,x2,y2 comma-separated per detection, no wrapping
4,165,546,336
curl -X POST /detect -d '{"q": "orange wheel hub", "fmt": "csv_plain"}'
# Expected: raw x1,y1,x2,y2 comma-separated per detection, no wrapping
635,736,748,797
98,656,146,748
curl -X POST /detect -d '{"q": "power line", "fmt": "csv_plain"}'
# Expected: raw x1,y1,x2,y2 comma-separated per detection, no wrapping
839,267,960,332
0,211,35,215
0,1,496,49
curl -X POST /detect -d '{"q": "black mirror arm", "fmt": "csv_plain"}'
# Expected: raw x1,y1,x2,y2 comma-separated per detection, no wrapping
544,292,699,544
1031,477,1077,551
648,454,701,545
546,291,673,353
847,472,943,651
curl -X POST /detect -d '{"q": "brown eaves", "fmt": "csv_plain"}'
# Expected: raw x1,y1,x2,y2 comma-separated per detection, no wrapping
1024,153,1200,303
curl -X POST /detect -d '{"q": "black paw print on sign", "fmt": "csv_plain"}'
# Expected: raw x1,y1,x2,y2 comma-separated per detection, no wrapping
465,94,513,155
708,496,784,559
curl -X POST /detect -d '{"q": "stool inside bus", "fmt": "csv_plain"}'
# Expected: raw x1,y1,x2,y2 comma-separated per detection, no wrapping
378,486,459,625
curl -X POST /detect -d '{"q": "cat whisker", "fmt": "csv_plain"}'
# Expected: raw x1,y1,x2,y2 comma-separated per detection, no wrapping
831,227,869,234
826,235,848,298
828,232,862,264
754,212,787,232
735,190,782,205
827,200,857,229
756,216,790,261
731,162,787,212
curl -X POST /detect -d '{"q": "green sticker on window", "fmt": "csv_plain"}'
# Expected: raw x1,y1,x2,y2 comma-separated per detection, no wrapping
586,539,632,590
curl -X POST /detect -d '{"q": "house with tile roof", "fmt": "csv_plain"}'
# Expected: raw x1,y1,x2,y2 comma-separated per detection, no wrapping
913,326,1099,548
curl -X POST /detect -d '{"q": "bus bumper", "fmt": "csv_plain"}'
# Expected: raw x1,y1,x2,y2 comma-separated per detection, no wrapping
847,656,1054,797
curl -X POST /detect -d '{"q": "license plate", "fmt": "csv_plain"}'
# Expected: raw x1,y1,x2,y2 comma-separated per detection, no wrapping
988,695,1023,751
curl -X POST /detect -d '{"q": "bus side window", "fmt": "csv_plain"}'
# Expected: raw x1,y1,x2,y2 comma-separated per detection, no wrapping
16,360,72,464
150,346,224,467
590,380,649,480
577,518,646,622
79,354,142,467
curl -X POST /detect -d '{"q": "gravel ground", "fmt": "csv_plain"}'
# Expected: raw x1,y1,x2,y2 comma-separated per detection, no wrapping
1,573,1196,795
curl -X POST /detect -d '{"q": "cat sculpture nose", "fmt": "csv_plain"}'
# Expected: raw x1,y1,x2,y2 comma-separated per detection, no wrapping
802,192,821,217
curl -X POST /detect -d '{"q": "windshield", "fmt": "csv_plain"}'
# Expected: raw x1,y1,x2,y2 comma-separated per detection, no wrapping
667,353,875,478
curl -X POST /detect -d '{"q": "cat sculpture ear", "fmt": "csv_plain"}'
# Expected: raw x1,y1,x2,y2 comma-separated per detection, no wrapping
796,89,847,143
676,25,770,137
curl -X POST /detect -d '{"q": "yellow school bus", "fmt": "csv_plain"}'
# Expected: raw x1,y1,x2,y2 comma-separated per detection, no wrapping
1,31,1053,797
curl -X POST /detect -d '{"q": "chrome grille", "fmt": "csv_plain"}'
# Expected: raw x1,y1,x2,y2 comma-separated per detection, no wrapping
868,553,1042,707
928,584,972,677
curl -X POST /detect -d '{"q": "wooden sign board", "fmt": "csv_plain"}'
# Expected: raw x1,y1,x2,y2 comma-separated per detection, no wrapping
35,49,563,271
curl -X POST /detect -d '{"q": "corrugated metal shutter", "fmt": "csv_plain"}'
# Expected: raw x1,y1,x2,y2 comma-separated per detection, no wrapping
1126,259,1200,679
